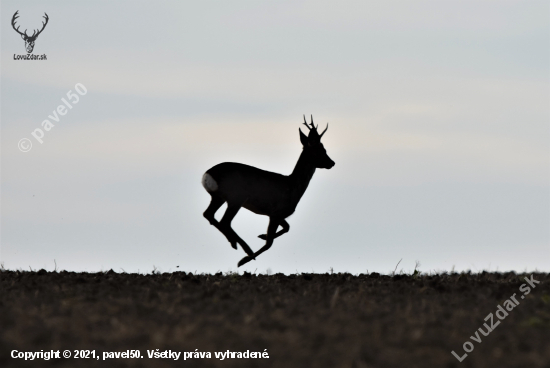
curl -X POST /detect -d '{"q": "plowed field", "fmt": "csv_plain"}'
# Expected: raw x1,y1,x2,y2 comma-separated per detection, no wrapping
1,270,549,367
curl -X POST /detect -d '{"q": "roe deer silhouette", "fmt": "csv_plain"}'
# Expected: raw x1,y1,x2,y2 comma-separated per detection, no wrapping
202,115,335,267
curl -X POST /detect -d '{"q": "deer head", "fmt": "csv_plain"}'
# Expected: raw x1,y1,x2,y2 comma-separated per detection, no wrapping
12,11,49,54
299,115,335,169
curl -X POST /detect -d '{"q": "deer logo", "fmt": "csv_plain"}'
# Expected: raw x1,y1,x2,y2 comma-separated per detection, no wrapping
11,11,49,54
202,115,335,267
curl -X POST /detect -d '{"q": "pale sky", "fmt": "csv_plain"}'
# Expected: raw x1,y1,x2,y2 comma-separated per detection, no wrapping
1,0,549,274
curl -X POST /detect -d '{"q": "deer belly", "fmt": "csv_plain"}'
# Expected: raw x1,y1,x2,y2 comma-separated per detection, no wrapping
242,196,292,217
242,200,271,216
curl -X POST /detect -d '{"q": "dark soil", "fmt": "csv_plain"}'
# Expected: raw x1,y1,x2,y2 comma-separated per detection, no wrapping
1,270,549,368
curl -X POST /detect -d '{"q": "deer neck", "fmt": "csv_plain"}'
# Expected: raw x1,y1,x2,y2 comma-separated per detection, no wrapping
289,150,316,204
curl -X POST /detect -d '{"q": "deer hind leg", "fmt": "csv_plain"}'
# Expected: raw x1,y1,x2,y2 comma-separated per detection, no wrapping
203,195,224,225
238,217,281,267
203,196,238,250
219,204,255,258
258,219,289,240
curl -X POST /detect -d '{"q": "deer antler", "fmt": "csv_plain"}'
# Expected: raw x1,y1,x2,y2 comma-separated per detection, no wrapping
303,115,318,131
30,13,49,39
12,11,48,40
303,115,328,139
319,123,328,138
303,115,312,130
311,115,318,130
11,11,27,37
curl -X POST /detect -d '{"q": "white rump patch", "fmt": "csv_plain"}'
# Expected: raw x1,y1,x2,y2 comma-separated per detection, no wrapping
201,173,218,192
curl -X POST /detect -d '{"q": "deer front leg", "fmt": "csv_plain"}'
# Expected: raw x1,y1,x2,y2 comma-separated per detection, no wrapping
238,217,280,267
258,219,289,240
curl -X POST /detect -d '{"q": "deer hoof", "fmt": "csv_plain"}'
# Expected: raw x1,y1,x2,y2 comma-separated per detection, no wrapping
237,256,254,267
258,234,267,240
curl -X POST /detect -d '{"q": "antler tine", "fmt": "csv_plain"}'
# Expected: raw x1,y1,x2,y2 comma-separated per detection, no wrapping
303,114,311,130
309,114,317,130
319,123,329,138
11,10,27,36
33,13,49,37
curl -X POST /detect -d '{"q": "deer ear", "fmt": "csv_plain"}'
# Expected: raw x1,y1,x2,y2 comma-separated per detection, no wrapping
21,34,26,40
299,128,308,146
